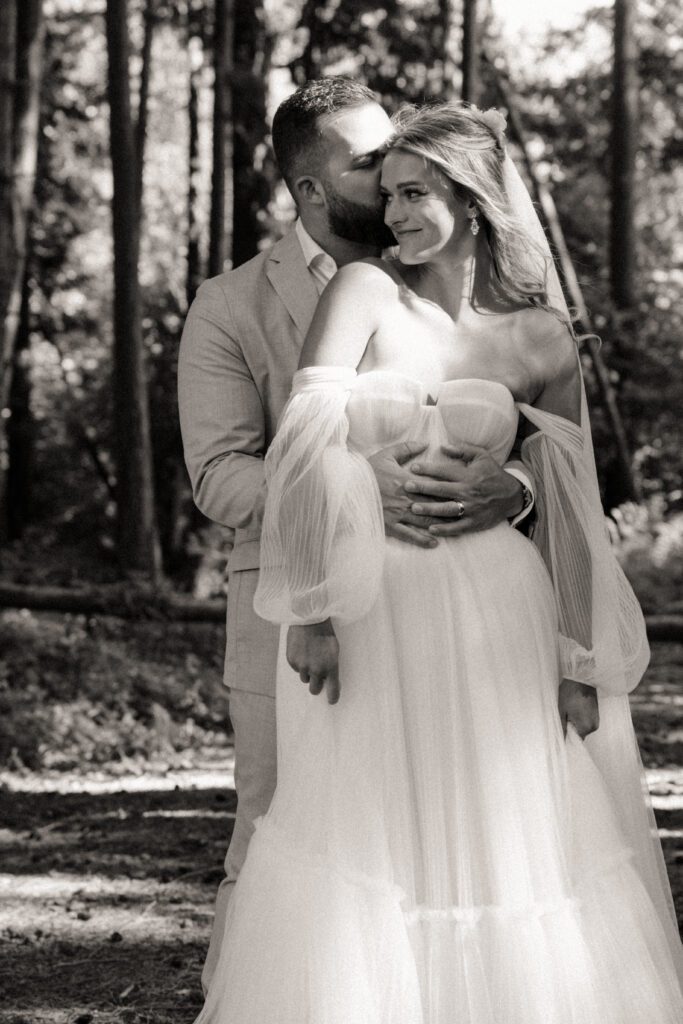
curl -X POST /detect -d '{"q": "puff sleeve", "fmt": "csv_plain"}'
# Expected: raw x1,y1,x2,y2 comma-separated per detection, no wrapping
254,367,385,626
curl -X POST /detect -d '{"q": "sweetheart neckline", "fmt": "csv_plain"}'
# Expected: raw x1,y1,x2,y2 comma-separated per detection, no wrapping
352,369,516,406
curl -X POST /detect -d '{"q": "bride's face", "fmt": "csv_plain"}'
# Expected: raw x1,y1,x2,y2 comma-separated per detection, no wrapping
380,149,470,265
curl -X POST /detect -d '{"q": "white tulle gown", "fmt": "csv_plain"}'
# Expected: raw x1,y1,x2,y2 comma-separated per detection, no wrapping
197,368,683,1024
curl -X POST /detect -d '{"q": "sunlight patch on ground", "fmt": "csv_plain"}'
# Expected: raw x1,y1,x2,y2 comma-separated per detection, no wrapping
141,808,235,820
1,873,160,900
0,871,211,943
646,767,683,811
0,757,235,795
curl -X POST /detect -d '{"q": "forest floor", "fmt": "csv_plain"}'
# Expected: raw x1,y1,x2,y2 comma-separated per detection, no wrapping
0,643,682,1024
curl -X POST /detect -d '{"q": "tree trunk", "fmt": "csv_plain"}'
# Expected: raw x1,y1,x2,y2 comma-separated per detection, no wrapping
232,0,270,267
208,0,234,276
610,0,639,309
105,0,161,580
0,0,44,540
461,0,479,104
291,0,321,83
186,21,203,304
134,0,157,213
0,5,18,426
6,273,32,539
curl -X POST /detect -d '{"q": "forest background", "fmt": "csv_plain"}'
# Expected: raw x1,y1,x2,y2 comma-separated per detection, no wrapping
0,0,681,772
0,2,682,1020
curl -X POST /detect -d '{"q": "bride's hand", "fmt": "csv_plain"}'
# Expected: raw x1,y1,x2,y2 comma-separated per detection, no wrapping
558,678,599,739
286,620,341,704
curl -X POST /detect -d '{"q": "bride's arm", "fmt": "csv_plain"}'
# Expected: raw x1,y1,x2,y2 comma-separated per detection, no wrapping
521,314,649,708
258,262,393,703
298,259,388,370
521,319,599,737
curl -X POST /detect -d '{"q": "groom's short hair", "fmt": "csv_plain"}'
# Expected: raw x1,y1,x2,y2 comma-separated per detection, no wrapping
272,77,378,192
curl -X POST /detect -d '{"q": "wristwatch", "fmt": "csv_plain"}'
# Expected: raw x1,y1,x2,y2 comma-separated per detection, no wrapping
511,482,533,521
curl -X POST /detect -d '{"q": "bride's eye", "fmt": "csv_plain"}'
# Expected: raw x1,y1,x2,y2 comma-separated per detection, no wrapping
405,188,426,200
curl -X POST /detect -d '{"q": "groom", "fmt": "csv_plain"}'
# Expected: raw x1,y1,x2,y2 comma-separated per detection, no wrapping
179,78,537,991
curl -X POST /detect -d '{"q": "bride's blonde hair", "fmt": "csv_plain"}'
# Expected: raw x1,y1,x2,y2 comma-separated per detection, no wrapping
387,103,564,318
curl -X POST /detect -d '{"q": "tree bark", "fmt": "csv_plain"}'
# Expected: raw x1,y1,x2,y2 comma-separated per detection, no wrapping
208,0,233,276
186,20,203,305
0,4,18,430
232,0,270,267
6,273,32,538
461,0,479,104
437,0,457,100
105,0,161,580
134,0,157,213
0,1,44,539
610,0,639,309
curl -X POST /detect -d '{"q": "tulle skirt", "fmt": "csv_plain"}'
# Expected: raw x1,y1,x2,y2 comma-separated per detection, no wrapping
197,525,683,1023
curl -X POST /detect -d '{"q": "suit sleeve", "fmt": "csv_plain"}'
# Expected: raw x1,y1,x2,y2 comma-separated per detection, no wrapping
178,277,266,532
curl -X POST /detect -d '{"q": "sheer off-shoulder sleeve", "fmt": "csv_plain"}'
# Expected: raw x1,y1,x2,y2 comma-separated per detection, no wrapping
253,367,385,626
518,390,649,695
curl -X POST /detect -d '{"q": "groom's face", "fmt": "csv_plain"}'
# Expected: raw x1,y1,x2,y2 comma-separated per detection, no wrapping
317,102,396,248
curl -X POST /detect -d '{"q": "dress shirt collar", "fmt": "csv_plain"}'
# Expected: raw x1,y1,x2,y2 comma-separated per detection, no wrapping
295,218,338,285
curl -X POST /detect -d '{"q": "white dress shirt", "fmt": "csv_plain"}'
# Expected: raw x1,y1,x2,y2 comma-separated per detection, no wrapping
295,219,338,294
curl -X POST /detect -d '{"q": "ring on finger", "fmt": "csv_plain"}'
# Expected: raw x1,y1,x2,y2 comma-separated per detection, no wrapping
454,500,465,519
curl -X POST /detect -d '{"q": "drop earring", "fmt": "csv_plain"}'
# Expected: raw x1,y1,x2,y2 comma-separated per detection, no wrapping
470,213,480,236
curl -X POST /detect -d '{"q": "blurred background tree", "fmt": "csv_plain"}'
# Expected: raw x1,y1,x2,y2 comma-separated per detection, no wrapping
0,0,680,609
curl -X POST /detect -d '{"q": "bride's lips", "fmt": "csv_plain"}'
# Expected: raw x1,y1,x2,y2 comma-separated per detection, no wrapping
395,229,421,237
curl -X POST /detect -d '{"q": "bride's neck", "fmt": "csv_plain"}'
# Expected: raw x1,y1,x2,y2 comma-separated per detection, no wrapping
409,237,509,321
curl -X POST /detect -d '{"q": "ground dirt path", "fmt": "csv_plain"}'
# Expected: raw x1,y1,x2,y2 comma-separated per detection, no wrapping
1,645,682,1024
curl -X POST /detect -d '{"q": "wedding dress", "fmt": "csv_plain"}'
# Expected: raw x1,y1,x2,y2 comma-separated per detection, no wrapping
196,367,683,1024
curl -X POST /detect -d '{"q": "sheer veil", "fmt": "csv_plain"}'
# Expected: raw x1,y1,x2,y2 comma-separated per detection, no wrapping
503,153,682,971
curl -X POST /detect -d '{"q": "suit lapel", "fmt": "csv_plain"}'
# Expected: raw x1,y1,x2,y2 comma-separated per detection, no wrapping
266,228,320,339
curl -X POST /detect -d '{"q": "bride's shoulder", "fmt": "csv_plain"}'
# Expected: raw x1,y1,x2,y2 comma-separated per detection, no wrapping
513,307,579,385
328,257,403,294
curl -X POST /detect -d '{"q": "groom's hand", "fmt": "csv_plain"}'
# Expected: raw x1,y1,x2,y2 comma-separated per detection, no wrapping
367,442,439,549
405,442,524,536
287,620,341,704
558,679,599,739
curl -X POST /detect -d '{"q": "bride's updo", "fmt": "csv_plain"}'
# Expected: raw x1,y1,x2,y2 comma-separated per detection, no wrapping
387,102,559,316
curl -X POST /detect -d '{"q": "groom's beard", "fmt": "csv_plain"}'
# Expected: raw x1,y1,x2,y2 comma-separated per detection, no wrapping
324,185,396,249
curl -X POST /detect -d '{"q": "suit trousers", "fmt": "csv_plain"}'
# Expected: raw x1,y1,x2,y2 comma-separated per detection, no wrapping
202,570,279,995
202,688,277,992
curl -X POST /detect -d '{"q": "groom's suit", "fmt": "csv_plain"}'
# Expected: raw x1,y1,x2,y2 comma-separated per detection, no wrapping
178,225,328,986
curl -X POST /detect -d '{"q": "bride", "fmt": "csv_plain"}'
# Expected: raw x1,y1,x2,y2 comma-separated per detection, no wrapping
195,103,683,1022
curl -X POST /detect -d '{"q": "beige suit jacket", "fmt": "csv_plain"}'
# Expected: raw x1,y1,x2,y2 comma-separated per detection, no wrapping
178,227,318,694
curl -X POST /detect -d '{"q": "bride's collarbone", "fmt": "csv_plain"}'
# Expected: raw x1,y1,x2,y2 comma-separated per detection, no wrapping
366,320,531,401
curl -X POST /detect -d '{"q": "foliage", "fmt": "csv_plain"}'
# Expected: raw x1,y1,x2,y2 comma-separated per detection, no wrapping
0,608,229,770
610,498,683,613
499,0,683,508
2,0,681,596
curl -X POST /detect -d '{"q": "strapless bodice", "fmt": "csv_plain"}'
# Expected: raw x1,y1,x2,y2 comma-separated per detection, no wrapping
346,370,518,465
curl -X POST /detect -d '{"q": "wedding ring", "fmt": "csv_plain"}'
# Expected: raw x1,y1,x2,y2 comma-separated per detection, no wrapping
455,500,465,519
